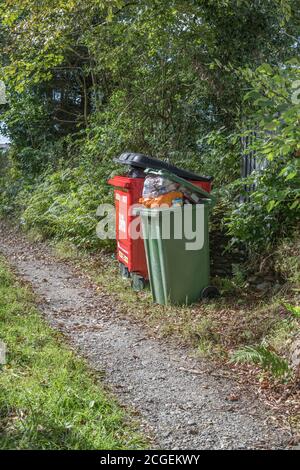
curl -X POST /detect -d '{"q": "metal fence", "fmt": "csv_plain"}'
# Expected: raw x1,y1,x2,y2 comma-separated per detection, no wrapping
240,131,268,201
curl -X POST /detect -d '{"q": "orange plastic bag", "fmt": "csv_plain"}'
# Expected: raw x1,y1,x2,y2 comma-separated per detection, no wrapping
139,191,183,208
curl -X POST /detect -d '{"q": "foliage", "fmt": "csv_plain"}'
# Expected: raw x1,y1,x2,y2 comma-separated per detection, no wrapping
230,345,291,378
0,0,299,261
227,60,300,253
0,158,33,216
21,164,115,249
283,303,300,318
1,0,298,163
274,236,300,284
197,128,241,186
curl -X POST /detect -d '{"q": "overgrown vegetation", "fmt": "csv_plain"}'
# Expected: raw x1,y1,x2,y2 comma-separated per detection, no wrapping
0,0,299,387
0,0,299,259
0,256,145,450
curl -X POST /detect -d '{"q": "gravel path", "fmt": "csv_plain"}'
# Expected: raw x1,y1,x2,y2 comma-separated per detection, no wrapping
0,223,291,449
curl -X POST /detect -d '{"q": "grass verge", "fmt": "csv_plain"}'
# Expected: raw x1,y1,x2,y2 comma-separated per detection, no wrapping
0,256,146,450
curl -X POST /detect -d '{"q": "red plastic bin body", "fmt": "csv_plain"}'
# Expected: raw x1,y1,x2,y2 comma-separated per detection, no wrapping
108,176,148,279
108,175,212,281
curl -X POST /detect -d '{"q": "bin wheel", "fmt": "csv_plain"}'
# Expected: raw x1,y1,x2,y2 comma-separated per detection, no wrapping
119,262,130,280
131,274,146,292
201,285,220,300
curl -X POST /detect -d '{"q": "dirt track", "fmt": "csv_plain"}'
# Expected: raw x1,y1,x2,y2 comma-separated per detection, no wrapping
0,223,292,449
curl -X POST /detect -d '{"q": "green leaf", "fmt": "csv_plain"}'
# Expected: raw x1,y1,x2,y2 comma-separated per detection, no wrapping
283,303,300,318
285,170,297,181
267,200,276,212
289,199,299,210
257,63,273,75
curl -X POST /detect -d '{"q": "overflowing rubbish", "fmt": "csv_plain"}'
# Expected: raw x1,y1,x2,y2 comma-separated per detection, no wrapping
139,175,183,208
139,174,211,208
140,191,183,209
142,175,178,198
108,152,215,295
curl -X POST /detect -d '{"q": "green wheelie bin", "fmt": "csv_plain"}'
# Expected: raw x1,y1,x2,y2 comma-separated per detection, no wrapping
137,170,217,306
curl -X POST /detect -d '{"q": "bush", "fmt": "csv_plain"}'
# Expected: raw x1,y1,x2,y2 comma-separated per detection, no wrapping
227,159,299,254
22,164,115,250
0,163,34,217
226,61,300,256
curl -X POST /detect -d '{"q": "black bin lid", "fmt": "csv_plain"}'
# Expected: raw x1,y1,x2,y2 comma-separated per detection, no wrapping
115,152,213,182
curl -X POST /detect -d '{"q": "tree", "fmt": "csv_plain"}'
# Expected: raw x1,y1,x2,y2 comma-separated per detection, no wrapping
0,0,299,168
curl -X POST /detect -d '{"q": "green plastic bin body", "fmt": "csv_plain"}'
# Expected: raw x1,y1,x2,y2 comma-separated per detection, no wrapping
139,203,210,305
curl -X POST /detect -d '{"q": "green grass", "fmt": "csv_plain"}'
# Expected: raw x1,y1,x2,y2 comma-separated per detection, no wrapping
0,257,146,450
